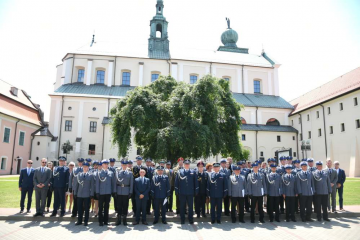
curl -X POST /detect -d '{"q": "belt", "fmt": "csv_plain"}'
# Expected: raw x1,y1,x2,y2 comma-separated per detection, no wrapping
118,183,130,187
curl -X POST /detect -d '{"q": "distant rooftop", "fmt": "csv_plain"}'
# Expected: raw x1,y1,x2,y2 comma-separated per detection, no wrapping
54,84,293,109
290,66,360,115
241,124,297,133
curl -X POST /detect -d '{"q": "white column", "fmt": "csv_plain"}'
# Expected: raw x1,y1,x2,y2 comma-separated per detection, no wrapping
86,60,93,86
205,66,210,75
51,100,61,152
179,63,183,81
107,61,114,87
243,69,249,93
250,109,256,124
171,63,178,80
138,62,144,86
284,112,289,125
267,72,272,95
237,68,242,93
76,101,84,153
274,67,279,96
257,109,262,124
64,58,73,84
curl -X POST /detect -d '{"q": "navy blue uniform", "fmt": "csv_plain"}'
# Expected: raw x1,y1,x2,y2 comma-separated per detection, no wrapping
52,166,69,215
195,171,208,217
207,172,228,221
151,175,170,222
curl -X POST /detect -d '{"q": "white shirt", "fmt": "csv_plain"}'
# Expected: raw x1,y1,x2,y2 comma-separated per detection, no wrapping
336,168,339,175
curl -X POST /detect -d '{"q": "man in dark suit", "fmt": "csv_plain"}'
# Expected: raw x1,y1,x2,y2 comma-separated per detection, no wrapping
325,159,338,213
334,161,346,211
19,160,35,213
33,158,52,217
133,169,150,225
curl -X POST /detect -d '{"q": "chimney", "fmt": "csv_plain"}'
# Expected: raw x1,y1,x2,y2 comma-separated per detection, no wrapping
10,87,18,96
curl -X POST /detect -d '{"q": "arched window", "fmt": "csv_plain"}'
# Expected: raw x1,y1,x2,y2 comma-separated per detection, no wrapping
121,70,131,86
222,76,231,81
151,71,160,82
77,68,85,82
190,74,198,84
241,117,247,124
96,70,105,84
266,118,280,126
156,24,162,38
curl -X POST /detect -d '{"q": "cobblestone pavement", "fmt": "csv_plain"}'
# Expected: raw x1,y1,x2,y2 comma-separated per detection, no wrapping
0,218,359,240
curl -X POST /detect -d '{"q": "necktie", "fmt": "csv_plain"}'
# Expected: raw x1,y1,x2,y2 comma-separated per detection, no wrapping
305,172,307,176
41,168,43,173
142,177,144,184
27,168,30,176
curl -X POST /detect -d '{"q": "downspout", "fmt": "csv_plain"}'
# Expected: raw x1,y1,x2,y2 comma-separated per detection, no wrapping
296,131,299,159
242,65,244,93
57,96,65,158
298,113,303,159
10,119,20,175
167,60,171,75
101,98,110,159
210,62,212,75
70,55,75,84
113,57,116,86
29,134,35,160
255,107,258,159
320,105,328,158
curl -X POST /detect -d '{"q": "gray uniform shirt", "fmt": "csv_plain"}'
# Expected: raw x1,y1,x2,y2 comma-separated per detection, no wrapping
246,172,267,196
95,169,116,195
228,174,246,197
69,167,83,189
296,171,315,196
114,169,134,195
73,172,94,198
312,170,332,195
281,173,297,197
266,172,282,197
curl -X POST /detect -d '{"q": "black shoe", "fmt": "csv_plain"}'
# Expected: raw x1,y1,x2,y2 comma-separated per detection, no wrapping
225,213,230,216
133,222,139,225
162,221,167,224
27,210,31,213
317,219,322,222
270,219,274,222
240,220,245,223
147,212,151,215
84,222,88,226
189,221,194,224
169,210,173,213
104,222,108,225
211,220,215,224
181,221,185,224
116,219,121,226
251,220,255,223
292,219,297,222
50,213,57,217
75,222,82,226
153,221,158,224
232,219,236,223
324,218,331,222
306,219,314,222
71,214,76,218
60,213,64,217
260,220,265,223
123,217,127,226
202,214,207,218
217,220,221,224
286,219,290,222
275,219,280,222
197,214,200,218
142,222,148,225
302,219,306,222
99,223,104,226
176,211,180,214
19,210,24,214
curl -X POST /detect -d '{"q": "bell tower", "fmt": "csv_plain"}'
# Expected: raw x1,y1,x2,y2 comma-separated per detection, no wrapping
148,0,170,59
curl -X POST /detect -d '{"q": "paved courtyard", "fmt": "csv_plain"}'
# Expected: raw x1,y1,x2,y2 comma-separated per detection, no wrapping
0,218,359,240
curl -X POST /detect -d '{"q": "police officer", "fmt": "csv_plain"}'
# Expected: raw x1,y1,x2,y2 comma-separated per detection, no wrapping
172,157,184,214
109,158,118,213
195,161,208,218
277,157,286,214
207,163,228,224
151,166,170,224
114,160,133,226
90,160,99,216
282,164,298,222
74,161,94,226
144,158,154,215
307,158,316,172
266,163,282,222
85,158,92,169
228,165,246,223
96,159,116,226
240,161,251,213
50,156,69,217
69,158,84,217
312,161,331,222
175,159,199,224
246,162,267,223
220,159,231,216
296,161,315,222
132,156,144,213
166,161,174,212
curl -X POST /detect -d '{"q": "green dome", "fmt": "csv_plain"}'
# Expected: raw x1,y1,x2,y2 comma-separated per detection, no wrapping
221,28,238,48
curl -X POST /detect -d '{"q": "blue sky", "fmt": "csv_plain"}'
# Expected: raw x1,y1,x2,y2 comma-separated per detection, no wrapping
0,0,359,121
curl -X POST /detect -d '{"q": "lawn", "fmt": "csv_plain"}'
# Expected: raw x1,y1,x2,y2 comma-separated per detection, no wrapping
1,176,359,209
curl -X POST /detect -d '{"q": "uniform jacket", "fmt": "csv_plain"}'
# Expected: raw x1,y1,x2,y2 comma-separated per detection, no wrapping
265,172,282,197
52,166,70,189
336,168,346,186
325,168,338,187
114,169,134,195
151,175,170,199
171,165,183,186
207,172,228,198
95,169,116,195
312,170,332,195
69,167,83,189
175,169,199,196
296,171,315,196
246,172,267,197
134,177,150,200
73,172,94,198
220,167,231,179
281,173,297,197
33,167,52,190
145,166,154,180
228,174,246,197
196,171,208,195
19,168,35,189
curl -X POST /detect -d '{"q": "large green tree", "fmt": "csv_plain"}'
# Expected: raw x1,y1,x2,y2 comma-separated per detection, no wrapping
110,75,243,164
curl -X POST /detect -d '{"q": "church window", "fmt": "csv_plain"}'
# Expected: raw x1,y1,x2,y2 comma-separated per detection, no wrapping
77,69,84,82
190,75,198,84
96,70,105,84
266,118,280,126
122,71,131,85
254,80,261,93
151,73,160,82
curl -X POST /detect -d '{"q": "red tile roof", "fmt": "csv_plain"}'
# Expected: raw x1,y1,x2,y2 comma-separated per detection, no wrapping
290,67,360,115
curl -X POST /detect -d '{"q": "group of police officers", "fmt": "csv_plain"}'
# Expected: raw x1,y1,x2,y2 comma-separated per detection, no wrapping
32,155,335,226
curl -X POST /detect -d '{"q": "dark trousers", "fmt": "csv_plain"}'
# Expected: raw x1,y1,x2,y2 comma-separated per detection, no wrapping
195,194,206,216
315,194,328,220
72,195,78,216
250,196,264,221
337,187,344,209
245,195,250,211
98,194,111,224
117,195,129,217
77,197,90,223
146,196,153,214
135,198,147,223
223,195,230,215
168,187,174,211
176,194,180,213
46,188,53,208
279,195,285,213
267,196,280,221
231,197,244,221
154,198,166,222
20,187,33,211
53,187,66,214
299,195,312,220
285,196,296,221
180,195,194,222
210,197,222,221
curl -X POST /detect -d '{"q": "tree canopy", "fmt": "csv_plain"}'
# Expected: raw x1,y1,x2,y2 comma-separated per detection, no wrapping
110,74,243,164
